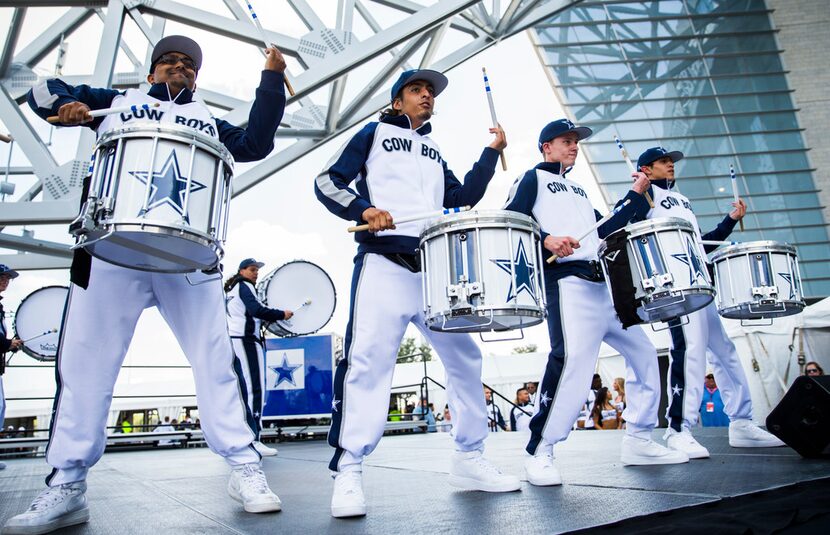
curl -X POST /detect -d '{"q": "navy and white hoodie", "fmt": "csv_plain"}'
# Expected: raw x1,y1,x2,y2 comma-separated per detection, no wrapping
314,114,500,255
503,161,643,281
226,278,285,339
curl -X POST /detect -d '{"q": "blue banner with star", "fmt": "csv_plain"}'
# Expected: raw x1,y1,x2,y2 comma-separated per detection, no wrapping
262,333,336,419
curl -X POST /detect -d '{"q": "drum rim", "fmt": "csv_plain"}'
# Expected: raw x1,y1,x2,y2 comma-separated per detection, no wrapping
710,240,797,262
257,259,337,337
425,306,545,332
96,122,234,168
717,300,806,319
621,217,696,238
420,209,540,242
13,284,70,362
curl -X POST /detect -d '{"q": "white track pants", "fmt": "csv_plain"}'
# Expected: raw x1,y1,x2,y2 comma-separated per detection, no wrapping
328,253,488,472
45,258,258,486
666,302,753,430
527,276,660,454
230,337,266,440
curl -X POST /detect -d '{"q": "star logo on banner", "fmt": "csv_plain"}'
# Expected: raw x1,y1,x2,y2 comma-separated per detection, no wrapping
778,272,796,299
539,391,552,407
129,151,206,219
672,384,683,397
671,238,707,284
331,398,341,412
491,239,536,302
268,353,301,388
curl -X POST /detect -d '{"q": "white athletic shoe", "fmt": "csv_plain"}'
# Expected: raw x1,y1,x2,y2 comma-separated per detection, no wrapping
227,463,281,513
449,450,521,492
331,471,367,518
621,435,690,466
664,427,710,459
729,419,785,448
524,451,562,486
2,481,90,535
254,441,278,457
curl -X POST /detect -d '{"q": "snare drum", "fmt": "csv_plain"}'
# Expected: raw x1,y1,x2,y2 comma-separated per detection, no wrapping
257,261,337,337
420,210,546,332
13,285,69,362
599,217,714,323
75,123,234,273
710,241,805,319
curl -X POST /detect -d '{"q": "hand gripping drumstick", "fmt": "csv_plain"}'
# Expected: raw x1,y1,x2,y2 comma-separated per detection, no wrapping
348,205,471,233
22,328,58,343
482,68,507,171
546,199,631,264
245,1,296,97
614,135,654,209
730,164,745,232
0,133,12,143
47,103,160,124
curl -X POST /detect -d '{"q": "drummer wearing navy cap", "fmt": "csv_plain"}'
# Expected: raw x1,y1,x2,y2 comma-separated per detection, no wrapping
1,264,23,473
225,258,293,458
8,37,289,534
622,146,783,458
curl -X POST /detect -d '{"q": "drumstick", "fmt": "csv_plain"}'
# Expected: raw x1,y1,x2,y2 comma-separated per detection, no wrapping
482,68,507,171
0,133,12,143
730,164,745,232
244,1,296,97
292,299,312,311
546,200,631,264
701,240,739,246
47,103,160,124
22,328,58,343
614,135,654,209
348,205,471,233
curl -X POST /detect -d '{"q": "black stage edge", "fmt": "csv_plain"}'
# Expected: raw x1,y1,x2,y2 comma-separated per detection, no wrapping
2,428,830,534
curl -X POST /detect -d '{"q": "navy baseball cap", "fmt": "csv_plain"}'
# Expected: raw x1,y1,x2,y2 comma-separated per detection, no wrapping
239,258,265,270
637,147,684,169
390,69,448,101
150,35,203,73
538,119,593,152
0,264,19,279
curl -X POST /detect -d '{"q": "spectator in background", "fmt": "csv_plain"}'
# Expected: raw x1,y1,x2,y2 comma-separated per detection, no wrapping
120,420,132,434
388,401,401,422
805,362,824,377
510,388,533,432
153,416,177,446
700,373,729,427
412,398,437,432
591,387,620,430
484,387,506,432
612,377,626,413
525,381,539,405
439,405,452,433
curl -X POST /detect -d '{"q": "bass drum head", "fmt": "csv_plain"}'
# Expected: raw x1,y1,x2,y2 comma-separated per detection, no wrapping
13,285,69,362
260,261,336,337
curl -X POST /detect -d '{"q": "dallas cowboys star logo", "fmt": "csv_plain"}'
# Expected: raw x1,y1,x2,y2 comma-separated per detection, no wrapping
671,238,707,284
491,239,536,302
268,353,301,388
778,272,797,299
672,384,683,397
129,151,206,219
331,398,341,412
539,391,552,407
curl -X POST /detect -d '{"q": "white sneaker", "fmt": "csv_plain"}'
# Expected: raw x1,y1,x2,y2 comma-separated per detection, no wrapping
664,427,710,459
524,451,562,486
227,463,281,513
331,471,366,518
449,450,521,492
729,420,785,448
622,435,690,466
254,441,278,457
2,482,90,535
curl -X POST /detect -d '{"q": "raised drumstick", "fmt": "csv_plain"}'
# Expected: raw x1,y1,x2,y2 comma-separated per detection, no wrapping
47,103,160,124
614,134,654,209
482,68,507,171
348,205,471,233
244,1,296,97
730,164,745,232
546,200,631,264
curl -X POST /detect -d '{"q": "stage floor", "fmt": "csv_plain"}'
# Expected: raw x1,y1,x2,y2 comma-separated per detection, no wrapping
1,428,829,534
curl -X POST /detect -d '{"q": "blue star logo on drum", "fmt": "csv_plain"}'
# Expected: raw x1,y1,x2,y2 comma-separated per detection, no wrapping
268,353,302,388
671,238,707,284
491,239,536,302
129,151,206,219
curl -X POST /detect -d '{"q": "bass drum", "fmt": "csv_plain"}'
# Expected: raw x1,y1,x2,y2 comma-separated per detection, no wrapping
13,285,69,362
257,260,336,337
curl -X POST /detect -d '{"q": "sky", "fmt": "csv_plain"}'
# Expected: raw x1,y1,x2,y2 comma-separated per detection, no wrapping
0,3,630,390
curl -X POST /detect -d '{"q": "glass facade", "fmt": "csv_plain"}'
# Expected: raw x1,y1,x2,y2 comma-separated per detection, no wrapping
532,0,830,297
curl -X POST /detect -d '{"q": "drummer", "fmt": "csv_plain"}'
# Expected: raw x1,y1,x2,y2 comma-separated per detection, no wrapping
503,119,688,487
624,147,784,457
7,36,287,533
315,68,516,519
225,258,293,457
0,264,23,472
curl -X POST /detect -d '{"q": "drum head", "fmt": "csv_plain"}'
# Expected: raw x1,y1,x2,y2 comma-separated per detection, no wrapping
260,261,336,337
13,285,69,362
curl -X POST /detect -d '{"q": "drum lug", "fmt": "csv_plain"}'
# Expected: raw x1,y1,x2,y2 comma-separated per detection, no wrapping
751,285,778,301
70,200,100,237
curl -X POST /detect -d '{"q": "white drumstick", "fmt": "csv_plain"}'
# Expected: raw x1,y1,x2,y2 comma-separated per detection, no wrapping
22,328,58,343
294,299,312,310
0,133,12,143
482,67,507,171
547,200,631,264
701,240,739,246
348,205,471,233
614,134,654,209
730,164,745,232
47,103,160,124
244,0,296,97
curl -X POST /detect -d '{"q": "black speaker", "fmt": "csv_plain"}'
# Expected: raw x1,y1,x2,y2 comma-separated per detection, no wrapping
766,375,830,458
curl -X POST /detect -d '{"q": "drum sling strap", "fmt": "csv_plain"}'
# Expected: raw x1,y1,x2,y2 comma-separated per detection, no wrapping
69,175,94,289
603,229,642,329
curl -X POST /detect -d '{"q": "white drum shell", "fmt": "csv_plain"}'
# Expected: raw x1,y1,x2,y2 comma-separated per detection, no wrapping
13,285,69,362
257,261,337,337
420,210,546,332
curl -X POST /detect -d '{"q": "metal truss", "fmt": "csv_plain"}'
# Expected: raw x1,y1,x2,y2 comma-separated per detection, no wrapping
0,0,581,269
